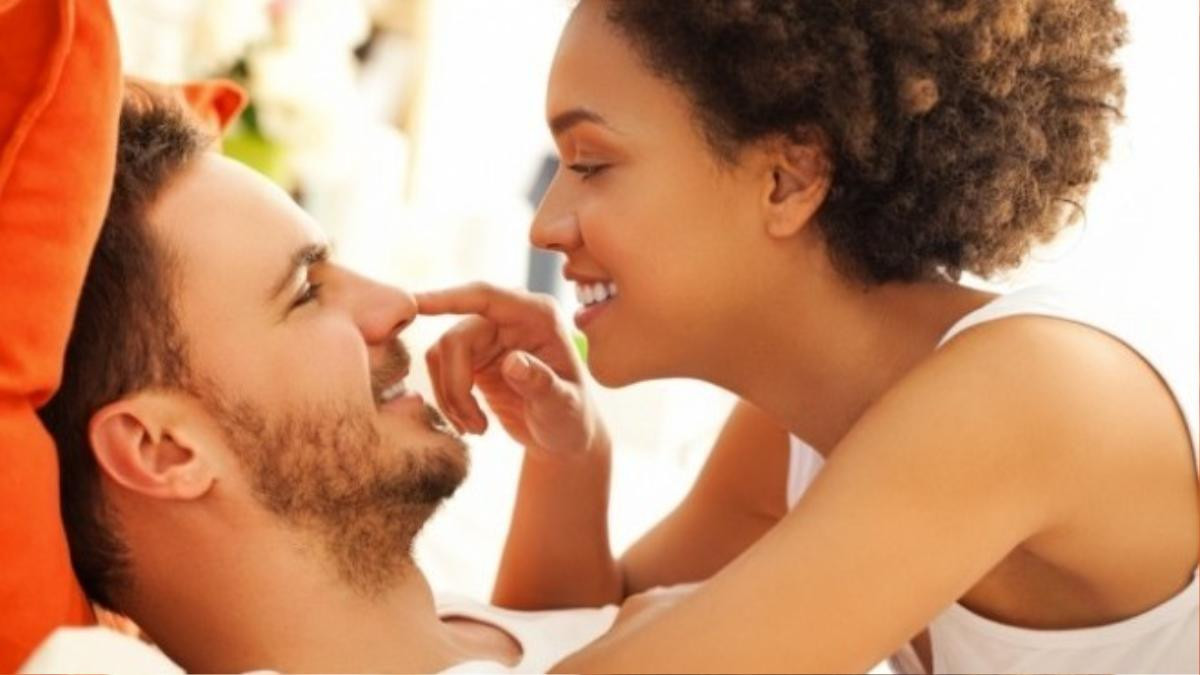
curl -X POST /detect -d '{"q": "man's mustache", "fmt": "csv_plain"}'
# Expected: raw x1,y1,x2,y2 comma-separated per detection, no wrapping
370,339,411,403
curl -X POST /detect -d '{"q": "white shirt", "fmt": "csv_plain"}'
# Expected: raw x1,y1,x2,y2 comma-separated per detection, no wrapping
437,595,618,673
18,595,618,674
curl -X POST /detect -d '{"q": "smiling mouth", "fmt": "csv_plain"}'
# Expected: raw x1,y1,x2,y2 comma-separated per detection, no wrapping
377,378,410,405
575,280,618,307
372,340,414,406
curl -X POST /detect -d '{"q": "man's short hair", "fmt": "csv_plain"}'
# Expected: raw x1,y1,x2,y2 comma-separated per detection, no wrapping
38,85,208,610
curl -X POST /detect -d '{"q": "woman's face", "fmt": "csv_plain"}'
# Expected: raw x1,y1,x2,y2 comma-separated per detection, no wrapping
532,0,776,386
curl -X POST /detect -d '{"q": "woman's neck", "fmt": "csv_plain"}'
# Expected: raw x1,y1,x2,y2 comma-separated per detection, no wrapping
705,275,995,454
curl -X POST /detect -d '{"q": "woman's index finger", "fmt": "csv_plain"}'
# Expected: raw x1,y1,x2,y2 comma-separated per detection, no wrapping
415,283,542,322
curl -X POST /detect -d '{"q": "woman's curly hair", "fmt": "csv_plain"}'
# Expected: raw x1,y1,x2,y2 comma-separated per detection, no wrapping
605,0,1128,283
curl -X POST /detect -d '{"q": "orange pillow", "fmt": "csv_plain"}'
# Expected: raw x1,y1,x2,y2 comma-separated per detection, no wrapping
0,0,121,670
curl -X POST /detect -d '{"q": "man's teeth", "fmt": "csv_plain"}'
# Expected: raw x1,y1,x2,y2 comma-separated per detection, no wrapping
575,281,618,307
380,380,408,403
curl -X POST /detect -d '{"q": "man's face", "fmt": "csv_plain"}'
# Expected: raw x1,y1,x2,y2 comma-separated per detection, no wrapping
148,152,466,592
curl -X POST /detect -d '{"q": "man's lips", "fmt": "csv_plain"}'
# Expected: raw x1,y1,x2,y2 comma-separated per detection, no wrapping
377,377,410,405
372,369,409,405
371,339,413,405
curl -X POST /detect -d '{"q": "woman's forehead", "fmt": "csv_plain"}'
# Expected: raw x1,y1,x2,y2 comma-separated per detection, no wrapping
548,3,688,142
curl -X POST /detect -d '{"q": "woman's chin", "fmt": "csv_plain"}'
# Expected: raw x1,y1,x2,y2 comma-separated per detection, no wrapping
587,357,631,388
587,348,667,388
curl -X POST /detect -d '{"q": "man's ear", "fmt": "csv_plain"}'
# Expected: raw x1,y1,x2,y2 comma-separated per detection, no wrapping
761,131,832,239
88,395,215,501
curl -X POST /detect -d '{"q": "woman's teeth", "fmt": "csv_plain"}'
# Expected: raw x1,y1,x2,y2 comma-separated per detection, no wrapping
576,281,618,307
379,380,409,403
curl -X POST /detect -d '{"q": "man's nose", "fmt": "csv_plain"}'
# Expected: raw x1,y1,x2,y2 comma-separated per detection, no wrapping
349,273,417,344
530,179,583,253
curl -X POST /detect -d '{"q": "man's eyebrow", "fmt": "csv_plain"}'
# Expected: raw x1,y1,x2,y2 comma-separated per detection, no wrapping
269,242,331,301
548,108,612,137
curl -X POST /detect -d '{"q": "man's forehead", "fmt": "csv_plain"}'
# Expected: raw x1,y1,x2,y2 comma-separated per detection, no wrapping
149,152,324,277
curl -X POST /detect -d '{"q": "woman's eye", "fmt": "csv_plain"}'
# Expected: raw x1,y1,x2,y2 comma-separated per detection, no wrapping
291,282,322,310
568,163,608,181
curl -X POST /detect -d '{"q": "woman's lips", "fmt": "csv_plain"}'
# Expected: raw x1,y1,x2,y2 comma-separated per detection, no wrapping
574,295,614,330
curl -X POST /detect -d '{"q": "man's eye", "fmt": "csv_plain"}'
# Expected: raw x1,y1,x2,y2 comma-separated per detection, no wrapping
568,163,608,181
291,282,322,309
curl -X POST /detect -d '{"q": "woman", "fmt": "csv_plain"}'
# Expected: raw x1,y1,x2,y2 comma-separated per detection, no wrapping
417,1,1198,672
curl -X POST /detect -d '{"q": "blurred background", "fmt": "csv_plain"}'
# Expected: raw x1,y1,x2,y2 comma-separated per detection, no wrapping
110,0,1198,603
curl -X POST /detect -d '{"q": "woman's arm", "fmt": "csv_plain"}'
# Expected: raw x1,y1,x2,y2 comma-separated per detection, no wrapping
494,398,791,608
617,399,790,596
553,322,1097,673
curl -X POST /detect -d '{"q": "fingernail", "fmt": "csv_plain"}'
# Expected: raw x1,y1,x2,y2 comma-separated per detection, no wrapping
506,353,531,381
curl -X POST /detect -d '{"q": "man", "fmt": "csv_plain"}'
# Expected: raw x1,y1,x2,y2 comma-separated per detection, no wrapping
32,84,615,673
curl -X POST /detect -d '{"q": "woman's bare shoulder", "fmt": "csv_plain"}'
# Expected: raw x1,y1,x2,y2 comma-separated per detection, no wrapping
928,313,1187,451
876,313,1196,551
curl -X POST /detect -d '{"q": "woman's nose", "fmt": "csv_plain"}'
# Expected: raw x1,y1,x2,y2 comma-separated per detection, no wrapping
531,210,584,253
530,181,583,253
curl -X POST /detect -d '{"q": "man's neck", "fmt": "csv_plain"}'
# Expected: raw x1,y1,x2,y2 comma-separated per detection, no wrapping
128,521,518,673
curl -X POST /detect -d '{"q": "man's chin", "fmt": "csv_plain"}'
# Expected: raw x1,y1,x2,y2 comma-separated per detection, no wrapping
410,437,470,504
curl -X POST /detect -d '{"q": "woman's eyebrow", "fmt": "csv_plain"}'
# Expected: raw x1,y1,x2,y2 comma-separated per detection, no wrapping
267,242,331,302
549,107,613,137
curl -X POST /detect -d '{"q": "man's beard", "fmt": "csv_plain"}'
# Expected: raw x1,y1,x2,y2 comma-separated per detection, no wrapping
201,343,467,595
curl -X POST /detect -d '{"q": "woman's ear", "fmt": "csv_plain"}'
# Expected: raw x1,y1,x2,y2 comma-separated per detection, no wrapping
762,133,832,239
88,395,215,501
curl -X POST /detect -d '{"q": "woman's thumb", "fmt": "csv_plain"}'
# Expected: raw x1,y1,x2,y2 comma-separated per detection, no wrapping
501,351,558,399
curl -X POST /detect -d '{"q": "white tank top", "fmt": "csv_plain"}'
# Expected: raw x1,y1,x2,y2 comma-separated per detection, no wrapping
784,286,1199,674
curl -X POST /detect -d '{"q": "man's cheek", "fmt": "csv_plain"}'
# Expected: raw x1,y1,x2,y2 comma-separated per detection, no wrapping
282,319,372,401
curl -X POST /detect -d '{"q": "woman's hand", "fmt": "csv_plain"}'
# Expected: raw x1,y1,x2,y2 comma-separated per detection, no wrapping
421,284,621,608
417,282,607,458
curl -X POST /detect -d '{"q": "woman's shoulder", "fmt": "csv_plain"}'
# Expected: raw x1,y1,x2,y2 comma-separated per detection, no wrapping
899,297,1199,612
881,302,1197,538
921,307,1187,455
840,289,1194,501
829,300,1196,582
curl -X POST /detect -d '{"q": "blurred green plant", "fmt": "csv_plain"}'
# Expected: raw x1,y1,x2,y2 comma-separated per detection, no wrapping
573,331,588,363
